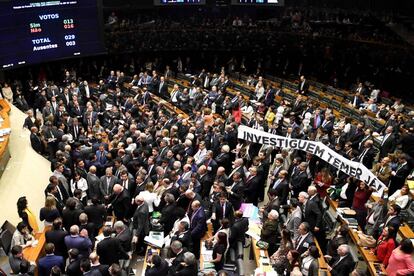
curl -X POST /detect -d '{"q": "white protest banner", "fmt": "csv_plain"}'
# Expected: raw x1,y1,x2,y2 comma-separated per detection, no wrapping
237,125,386,192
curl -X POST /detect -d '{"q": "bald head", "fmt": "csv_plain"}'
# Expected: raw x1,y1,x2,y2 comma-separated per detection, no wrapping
113,184,123,194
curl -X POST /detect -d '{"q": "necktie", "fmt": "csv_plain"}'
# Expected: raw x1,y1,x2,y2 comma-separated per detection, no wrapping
273,179,282,189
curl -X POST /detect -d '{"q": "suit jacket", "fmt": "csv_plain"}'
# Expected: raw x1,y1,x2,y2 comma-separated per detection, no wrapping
45,229,68,258
62,208,82,231
294,232,315,255
244,175,260,205
371,164,391,185
132,203,150,237
228,181,245,210
110,189,131,221
99,176,118,197
96,237,129,265
30,133,43,154
145,259,169,276
189,207,207,239
260,219,279,245
380,134,396,158
175,265,198,276
159,203,177,235
38,254,64,276
389,163,411,195
229,217,249,247
64,235,92,257
116,227,132,252
171,230,193,251
84,204,106,234
298,80,309,95
272,179,289,205
384,215,401,233
66,257,81,276
87,173,102,201
330,254,355,276
290,171,309,198
212,201,234,224
286,207,302,240
303,200,322,231
358,147,376,169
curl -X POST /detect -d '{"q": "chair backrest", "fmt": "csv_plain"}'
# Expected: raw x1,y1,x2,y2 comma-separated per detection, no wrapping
0,229,12,255
1,220,16,234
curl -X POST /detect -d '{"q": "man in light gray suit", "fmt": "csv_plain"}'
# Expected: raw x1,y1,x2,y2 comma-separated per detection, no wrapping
87,166,102,201
285,198,303,240
100,167,118,203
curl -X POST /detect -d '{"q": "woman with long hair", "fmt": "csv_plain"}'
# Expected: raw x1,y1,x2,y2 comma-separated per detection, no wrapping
313,167,333,199
39,196,60,227
389,184,411,209
287,249,302,276
373,226,397,267
351,181,373,229
386,238,414,276
271,229,294,274
210,231,227,271
17,196,39,234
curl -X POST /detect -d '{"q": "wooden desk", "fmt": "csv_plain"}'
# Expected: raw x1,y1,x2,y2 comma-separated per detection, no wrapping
0,99,11,177
248,223,273,273
199,223,213,270
326,196,387,275
22,231,47,276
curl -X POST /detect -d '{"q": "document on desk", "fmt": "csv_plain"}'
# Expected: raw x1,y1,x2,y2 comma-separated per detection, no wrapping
144,231,164,248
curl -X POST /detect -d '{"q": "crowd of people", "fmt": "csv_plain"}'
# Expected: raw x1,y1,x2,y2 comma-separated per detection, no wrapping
103,8,414,100
2,57,414,276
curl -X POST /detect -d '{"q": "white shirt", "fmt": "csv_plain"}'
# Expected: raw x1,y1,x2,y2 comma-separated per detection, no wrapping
138,191,160,213
70,178,88,199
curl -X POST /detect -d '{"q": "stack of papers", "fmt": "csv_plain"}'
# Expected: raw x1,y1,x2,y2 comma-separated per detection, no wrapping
144,231,164,248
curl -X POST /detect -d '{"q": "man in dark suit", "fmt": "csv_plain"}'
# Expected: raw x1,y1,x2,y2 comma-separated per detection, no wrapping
114,221,132,253
297,75,309,95
89,252,110,276
170,221,193,251
389,154,411,195
38,243,64,276
383,204,402,233
30,127,43,154
109,184,130,222
167,241,188,276
66,248,82,276
299,192,322,233
84,198,106,234
261,189,281,220
188,200,207,259
45,219,68,259
211,193,234,233
290,162,309,198
197,165,214,199
145,255,169,276
358,140,376,169
229,210,249,249
349,122,365,149
294,222,315,255
96,226,129,265
64,225,93,258
380,126,396,159
328,244,355,276
245,166,261,206
132,195,150,254
226,172,245,210
264,86,276,107
157,76,169,99
271,170,289,205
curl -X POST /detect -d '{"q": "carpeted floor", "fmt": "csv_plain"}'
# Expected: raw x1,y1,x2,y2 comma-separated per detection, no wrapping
0,104,51,231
